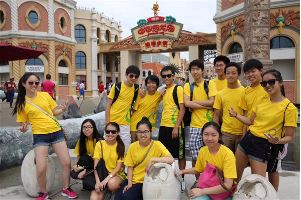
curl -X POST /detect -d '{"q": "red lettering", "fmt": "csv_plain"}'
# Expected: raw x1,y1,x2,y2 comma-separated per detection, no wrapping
145,42,150,48
138,28,145,35
151,40,156,47
167,24,175,32
157,41,162,46
163,40,168,47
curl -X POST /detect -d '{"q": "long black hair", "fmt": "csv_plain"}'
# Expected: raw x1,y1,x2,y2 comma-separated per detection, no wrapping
105,122,125,160
262,69,285,96
79,119,102,156
12,73,40,115
201,121,223,144
136,116,152,131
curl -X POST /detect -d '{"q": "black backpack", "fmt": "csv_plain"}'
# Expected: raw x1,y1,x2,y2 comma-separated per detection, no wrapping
112,82,139,112
173,80,209,127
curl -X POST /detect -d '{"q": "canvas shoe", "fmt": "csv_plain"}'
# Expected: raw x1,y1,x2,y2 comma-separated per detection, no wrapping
61,187,78,199
35,192,49,200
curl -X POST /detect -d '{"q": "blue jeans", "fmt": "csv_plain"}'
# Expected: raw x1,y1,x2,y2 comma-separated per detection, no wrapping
6,90,14,107
114,180,143,200
193,195,232,200
32,129,65,147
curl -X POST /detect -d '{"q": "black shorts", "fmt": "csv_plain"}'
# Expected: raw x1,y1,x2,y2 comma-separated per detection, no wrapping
158,126,185,159
238,131,272,163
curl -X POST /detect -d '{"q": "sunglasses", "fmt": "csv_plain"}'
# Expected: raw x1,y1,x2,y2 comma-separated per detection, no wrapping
161,74,173,79
28,81,40,86
260,79,277,87
105,130,118,135
129,74,139,79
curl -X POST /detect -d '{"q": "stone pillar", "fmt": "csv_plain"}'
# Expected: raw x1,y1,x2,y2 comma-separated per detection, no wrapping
11,39,20,80
11,0,18,33
48,0,54,36
48,41,56,82
188,45,199,62
244,0,272,69
91,11,98,97
99,53,106,84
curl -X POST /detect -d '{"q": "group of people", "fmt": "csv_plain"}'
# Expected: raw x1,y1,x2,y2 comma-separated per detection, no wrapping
13,55,297,200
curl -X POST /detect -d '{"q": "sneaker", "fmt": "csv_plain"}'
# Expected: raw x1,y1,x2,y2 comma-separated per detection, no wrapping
36,192,49,200
61,187,78,199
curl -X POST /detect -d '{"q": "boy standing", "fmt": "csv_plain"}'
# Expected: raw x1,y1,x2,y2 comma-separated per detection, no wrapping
212,55,230,92
106,65,140,150
41,74,56,100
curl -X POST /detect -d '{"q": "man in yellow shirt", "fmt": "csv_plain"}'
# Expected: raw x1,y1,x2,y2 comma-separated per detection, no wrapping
211,55,230,91
184,59,217,169
213,62,245,153
106,65,140,150
158,65,186,171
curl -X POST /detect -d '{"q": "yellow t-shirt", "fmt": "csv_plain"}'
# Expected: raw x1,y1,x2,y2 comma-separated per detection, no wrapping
124,140,171,184
93,140,125,173
17,92,60,134
213,86,245,134
239,85,269,118
130,91,161,131
108,82,139,125
74,138,97,157
160,84,184,127
249,98,298,139
212,78,241,92
184,81,217,128
195,145,237,179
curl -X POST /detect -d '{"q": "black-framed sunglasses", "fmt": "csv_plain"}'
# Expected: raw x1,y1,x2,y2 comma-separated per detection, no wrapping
129,74,139,79
161,74,173,79
28,81,40,86
260,79,277,87
105,130,118,135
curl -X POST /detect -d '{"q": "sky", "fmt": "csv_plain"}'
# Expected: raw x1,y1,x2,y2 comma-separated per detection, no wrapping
76,0,217,38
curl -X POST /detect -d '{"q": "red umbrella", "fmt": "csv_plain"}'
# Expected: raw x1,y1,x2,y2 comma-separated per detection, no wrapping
0,43,44,61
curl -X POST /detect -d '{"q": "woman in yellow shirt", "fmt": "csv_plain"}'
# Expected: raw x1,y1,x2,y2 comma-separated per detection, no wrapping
90,122,126,200
115,117,174,200
70,119,102,180
229,69,298,189
179,122,236,200
13,72,77,200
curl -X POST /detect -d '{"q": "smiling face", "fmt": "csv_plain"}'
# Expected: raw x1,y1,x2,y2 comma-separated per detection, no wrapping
202,126,220,147
23,75,40,94
261,73,282,96
245,68,262,86
126,73,139,85
225,66,239,84
161,70,174,87
146,80,158,93
190,65,203,81
214,61,226,77
82,121,94,138
105,124,118,143
136,124,151,143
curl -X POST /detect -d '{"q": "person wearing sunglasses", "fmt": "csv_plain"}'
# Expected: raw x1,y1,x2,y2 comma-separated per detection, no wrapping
229,69,297,188
13,72,77,200
91,122,126,200
106,65,140,151
115,117,174,200
130,75,162,142
71,119,102,180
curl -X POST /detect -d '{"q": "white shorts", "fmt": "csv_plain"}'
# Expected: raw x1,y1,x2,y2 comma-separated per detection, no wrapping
119,125,131,151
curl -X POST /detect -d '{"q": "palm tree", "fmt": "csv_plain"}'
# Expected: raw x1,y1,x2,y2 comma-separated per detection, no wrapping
166,63,181,74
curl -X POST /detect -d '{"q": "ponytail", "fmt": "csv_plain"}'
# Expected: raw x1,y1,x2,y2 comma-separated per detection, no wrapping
116,135,125,160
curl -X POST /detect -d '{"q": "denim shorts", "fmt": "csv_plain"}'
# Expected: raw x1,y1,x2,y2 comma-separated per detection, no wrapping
33,129,65,147
238,131,272,163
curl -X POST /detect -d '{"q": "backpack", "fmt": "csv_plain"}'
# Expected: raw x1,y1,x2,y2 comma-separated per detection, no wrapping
173,80,209,127
112,82,139,112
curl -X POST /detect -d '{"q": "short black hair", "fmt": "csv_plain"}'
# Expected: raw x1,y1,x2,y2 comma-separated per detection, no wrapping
243,59,263,73
224,62,241,75
46,74,51,79
214,55,230,66
188,59,204,71
145,75,159,86
160,65,175,76
126,65,140,76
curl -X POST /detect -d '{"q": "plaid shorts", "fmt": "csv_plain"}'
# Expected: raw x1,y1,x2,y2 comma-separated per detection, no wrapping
189,127,203,160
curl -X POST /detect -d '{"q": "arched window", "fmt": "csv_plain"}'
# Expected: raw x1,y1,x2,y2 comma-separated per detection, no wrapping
270,36,295,49
28,10,38,25
58,60,67,67
105,30,111,42
97,28,100,44
228,42,243,54
76,51,86,69
75,25,86,43
115,35,118,42
26,58,43,65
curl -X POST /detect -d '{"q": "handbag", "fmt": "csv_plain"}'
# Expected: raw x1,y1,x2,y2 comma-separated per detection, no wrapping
197,162,235,200
70,154,94,179
82,141,109,191
26,100,67,140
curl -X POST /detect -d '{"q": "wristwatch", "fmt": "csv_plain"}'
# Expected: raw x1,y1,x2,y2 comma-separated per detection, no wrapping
109,174,113,178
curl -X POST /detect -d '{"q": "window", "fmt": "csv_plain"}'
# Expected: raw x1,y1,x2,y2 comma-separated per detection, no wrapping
270,36,295,49
115,35,118,42
60,17,66,29
58,60,67,67
76,51,86,69
28,10,38,25
97,28,100,44
97,53,100,69
26,58,43,65
76,75,86,84
105,30,111,42
0,10,4,24
228,42,243,54
75,25,86,43
0,61,8,66
59,73,68,85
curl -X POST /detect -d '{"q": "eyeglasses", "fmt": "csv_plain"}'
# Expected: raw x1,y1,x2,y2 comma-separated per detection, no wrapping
105,130,118,135
129,74,139,79
28,81,40,86
260,79,277,87
83,125,93,129
161,74,173,79
136,130,150,135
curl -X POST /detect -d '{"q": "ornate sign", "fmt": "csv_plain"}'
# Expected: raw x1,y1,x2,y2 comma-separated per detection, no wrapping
131,2,183,52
